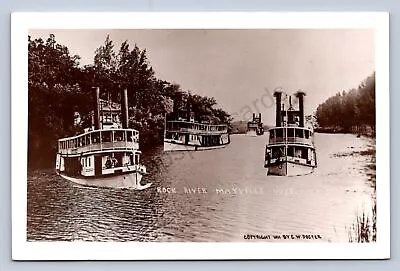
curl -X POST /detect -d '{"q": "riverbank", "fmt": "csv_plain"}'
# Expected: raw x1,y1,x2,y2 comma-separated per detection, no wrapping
315,126,375,138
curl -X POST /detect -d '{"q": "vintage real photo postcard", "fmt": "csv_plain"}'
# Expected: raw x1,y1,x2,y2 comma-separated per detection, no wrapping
11,12,390,260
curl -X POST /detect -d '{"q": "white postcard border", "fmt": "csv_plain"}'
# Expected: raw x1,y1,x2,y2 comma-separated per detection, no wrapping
11,12,390,260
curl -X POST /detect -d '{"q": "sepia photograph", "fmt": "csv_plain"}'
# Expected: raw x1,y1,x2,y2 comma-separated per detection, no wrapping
12,12,389,260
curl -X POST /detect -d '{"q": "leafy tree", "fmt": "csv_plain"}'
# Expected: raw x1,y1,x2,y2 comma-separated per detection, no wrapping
28,34,86,167
315,72,375,135
28,34,232,168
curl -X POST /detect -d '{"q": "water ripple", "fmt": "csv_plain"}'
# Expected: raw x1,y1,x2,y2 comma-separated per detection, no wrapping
27,133,376,242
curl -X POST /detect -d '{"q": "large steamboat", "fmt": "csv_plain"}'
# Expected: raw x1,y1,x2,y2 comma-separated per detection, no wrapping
55,87,151,189
264,90,317,176
164,109,230,152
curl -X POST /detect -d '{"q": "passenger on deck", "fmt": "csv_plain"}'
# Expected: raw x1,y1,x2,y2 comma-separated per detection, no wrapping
266,151,271,164
112,157,119,167
105,156,112,169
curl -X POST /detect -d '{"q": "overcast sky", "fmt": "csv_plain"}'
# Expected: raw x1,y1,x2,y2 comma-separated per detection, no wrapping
29,29,374,125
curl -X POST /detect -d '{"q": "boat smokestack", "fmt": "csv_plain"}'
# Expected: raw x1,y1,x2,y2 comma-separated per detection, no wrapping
274,91,282,127
121,88,129,129
296,91,306,127
187,103,192,121
253,113,255,120
259,113,261,121
186,94,192,121
93,87,101,130
173,98,178,114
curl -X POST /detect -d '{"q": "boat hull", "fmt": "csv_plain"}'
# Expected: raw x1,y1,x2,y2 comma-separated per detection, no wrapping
246,130,257,137
57,171,152,190
164,141,227,151
266,161,315,177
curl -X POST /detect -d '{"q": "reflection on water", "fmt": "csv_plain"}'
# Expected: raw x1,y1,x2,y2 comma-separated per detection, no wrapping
27,133,376,242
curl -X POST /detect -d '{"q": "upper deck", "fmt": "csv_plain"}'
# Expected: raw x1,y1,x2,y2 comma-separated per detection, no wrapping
247,113,262,129
247,122,259,129
58,128,139,156
268,126,314,147
165,120,228,135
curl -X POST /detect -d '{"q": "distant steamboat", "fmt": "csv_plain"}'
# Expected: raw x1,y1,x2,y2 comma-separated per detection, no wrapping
164,109,230,151
264,90,317,176
55,87,151,189
247,113,264,136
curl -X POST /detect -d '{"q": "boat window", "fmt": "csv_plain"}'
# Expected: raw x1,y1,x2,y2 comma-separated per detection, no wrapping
295,128,304,138
269,130,275,139
85,134,91,145
288,128,294,138
302,147,308,159
127,131,133,142
114,130,124,141
135,154,140,165
287,146,294,157
102,131,112,143
92,131,100,143
294,147,302,158
114,153,123,167
272,147,284,159
275,128,284,138
305,130,309,139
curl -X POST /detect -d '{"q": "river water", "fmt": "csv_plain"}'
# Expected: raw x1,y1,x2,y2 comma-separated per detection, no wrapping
27,133,376,242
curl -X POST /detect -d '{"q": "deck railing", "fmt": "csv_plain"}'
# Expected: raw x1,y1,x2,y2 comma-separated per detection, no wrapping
166,128,228,135
269,137,313,146
58,141,139,155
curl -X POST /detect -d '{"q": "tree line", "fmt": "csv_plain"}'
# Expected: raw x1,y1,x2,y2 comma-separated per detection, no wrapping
28,34,232,168
315,72,375,135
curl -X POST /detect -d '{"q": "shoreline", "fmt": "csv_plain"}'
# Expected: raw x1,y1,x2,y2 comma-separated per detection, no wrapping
314,127,375,138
